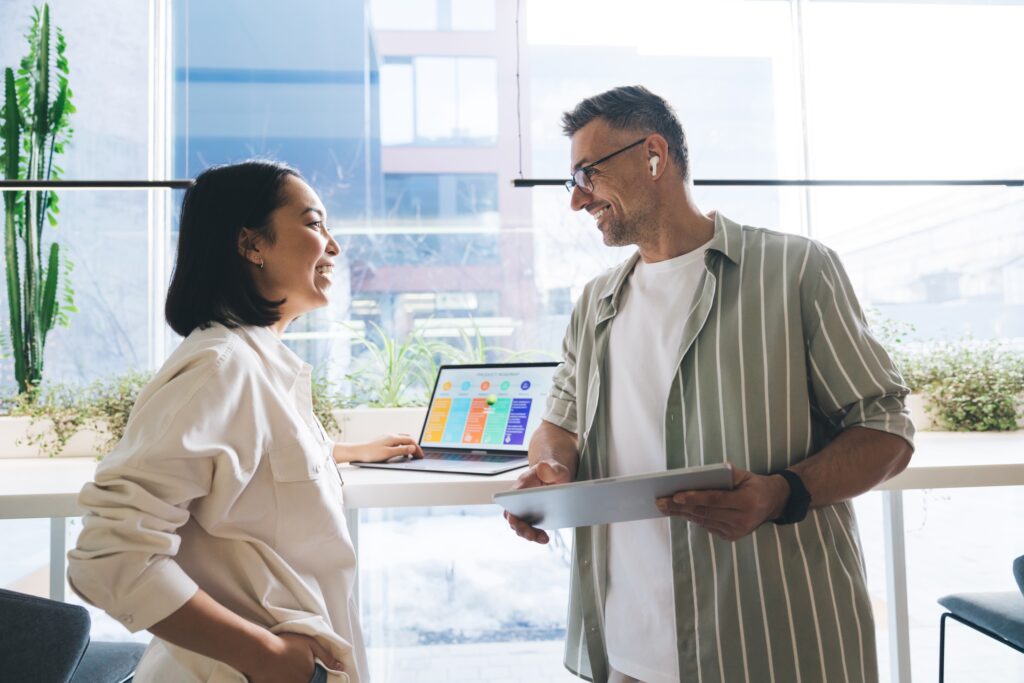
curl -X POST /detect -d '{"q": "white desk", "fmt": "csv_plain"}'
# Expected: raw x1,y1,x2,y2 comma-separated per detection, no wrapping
1,431,1021,683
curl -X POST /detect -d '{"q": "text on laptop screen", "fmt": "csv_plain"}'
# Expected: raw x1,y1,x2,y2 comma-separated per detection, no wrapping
421,365,557,452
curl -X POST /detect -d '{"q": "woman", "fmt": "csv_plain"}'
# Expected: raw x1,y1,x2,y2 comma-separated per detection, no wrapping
68,160,422,683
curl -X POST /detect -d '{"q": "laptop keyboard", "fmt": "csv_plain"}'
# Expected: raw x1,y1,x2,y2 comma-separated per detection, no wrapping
424,452,515,463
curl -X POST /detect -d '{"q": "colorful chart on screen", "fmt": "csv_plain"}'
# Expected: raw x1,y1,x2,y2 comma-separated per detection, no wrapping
420,364,558,452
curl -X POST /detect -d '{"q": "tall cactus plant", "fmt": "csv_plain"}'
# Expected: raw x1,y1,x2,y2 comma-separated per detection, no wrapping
0,3,76,394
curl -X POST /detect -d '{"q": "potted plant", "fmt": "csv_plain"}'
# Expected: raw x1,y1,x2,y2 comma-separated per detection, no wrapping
896,340,1024,432
0,371,150,458
1,2,77,394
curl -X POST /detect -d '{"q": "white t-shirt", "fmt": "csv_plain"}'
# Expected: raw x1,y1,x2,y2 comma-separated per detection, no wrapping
604,244,709,683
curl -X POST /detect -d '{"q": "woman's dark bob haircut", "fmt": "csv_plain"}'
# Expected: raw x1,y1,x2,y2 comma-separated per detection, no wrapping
165,159,300,337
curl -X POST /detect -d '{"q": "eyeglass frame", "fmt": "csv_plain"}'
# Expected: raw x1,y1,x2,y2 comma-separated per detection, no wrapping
565,136,650,194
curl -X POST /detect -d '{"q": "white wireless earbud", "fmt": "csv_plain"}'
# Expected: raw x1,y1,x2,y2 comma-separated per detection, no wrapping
650,156,660,176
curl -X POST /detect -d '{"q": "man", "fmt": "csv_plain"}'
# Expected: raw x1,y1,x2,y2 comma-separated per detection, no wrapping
506,86,914,683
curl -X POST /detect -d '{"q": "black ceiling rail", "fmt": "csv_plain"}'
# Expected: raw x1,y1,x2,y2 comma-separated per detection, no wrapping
3,178,1021,190
512,178,1024,188
0,180,193,190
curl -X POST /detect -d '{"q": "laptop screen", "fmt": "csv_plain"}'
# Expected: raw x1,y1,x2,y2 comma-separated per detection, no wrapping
420,363,559,452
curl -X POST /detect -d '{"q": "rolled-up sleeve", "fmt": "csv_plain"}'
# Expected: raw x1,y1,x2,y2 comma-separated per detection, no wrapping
803,244,915,449
67,349,237,632
543,303,582,435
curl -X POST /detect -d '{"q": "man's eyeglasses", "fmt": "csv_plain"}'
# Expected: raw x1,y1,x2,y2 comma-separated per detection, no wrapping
565,137,648,194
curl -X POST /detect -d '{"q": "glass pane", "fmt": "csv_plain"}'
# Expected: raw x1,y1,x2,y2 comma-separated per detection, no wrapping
359,507,577,682
0,191,155,390
43,191,152,382
414,57,460,143
853,488,1024,682
451,0,496,31
456,59,499,143
381,62,415,145
804,2,1024,180
383,173,498,220
807,186,1024,342
527,0,804,180
0,0,148,180
370,0,439,31
403,57,498,146
174,0,381,219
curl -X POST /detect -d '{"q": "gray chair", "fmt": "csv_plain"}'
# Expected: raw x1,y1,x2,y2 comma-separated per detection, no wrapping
0,587,145,683
937,554,1024,682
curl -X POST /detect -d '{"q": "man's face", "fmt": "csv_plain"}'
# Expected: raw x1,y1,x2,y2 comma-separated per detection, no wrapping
569,119,654,248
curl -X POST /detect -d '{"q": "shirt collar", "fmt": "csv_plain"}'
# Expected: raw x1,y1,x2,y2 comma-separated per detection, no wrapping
232,324,312,390
597,211,742,304
705,211,743,266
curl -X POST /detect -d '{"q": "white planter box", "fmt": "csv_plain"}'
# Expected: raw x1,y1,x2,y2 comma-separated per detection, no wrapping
0,409,431,458
0,416,109,459
905,393,935,432
330,407,427,443
905,392,1024,431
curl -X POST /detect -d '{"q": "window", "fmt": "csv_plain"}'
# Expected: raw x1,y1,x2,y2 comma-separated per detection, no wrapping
0,0,153,385
2,2,1022,681
384,173,498,221
381,57,498,146
371,0,496,31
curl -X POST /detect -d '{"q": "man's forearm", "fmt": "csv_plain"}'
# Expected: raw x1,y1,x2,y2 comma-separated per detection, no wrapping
528,420,580,477
149,589,275,676
788,426,913,507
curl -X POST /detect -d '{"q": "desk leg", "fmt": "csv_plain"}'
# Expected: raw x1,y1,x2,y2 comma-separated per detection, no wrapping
347,511,359,605
50,517,66,602
883,491,912,683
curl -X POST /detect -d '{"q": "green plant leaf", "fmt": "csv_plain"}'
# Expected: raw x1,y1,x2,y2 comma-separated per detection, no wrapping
40,241,59,337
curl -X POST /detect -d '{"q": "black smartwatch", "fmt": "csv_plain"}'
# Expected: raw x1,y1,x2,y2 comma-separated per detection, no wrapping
771,469,812,525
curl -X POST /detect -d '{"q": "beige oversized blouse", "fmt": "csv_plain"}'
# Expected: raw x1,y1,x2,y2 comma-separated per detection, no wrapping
68,323,364,683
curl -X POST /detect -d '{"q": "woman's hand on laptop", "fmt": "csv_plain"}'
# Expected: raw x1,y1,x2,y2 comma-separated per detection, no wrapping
333,434,424,464
504,459,571,544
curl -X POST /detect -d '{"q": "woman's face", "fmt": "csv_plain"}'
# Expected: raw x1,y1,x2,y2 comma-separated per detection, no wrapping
244,175,341,328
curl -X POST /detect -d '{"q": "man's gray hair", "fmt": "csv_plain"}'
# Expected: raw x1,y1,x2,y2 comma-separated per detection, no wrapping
561,85,690,180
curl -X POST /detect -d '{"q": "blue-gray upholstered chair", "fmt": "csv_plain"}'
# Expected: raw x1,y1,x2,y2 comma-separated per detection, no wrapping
937,554,1024,682
0,588,145,683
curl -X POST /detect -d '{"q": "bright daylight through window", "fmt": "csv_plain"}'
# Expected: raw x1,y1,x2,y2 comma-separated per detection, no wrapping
0,1,1022,682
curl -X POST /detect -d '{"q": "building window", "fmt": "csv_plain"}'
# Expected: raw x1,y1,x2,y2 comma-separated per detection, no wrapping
381,57,498,146
371,0,496,31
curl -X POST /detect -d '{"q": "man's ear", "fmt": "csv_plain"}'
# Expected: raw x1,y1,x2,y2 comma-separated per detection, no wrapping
238,227,261,264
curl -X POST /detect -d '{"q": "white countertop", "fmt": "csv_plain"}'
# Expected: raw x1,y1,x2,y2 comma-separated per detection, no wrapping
0,431,1020,520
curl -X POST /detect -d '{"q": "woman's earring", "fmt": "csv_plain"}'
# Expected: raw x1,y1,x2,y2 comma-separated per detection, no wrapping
257,257,264,270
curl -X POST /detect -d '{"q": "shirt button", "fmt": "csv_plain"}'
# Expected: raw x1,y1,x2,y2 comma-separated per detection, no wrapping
121,615,133,625
314,464,321,474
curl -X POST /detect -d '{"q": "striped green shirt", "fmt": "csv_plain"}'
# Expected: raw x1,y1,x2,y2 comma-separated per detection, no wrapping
542,213,915,683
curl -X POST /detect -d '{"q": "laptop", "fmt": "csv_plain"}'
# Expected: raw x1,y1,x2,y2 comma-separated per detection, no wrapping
351,362,560,475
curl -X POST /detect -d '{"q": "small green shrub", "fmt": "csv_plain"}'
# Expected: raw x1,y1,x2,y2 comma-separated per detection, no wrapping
3,371,151,457
339,320,555,408
895,341,1024,432
311,372,341,434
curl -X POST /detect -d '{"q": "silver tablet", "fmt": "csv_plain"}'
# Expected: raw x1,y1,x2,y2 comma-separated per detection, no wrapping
493,462,734,529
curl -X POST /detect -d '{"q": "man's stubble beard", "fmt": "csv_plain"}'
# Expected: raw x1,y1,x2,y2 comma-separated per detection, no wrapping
601,197,656,248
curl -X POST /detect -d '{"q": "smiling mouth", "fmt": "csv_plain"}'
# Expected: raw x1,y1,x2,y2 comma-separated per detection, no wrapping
592,205,610,223
315,264,334,282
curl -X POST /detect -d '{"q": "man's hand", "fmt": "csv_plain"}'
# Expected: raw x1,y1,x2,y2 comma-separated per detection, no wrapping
656,464,790,542
504,459,571,545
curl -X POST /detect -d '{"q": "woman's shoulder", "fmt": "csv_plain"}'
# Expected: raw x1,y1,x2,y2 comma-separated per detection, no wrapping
104,325,267,463
166,322,269,373
135,324,265,410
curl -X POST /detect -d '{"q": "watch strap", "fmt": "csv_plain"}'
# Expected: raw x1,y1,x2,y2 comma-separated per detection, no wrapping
771,469,812,525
